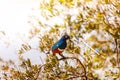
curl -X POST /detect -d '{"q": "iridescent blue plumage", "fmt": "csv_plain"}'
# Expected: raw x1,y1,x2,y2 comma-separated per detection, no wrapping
52,37,67,50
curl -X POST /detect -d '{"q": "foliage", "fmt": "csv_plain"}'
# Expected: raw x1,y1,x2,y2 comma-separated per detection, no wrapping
1,0,120,80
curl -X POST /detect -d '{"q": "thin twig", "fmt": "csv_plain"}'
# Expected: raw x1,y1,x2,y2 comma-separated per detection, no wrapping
80,38,106,59
115,39,119,66
81,39,100,55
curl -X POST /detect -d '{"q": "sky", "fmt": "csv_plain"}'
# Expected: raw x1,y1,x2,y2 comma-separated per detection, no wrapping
0,0,46,64
0,0,39,34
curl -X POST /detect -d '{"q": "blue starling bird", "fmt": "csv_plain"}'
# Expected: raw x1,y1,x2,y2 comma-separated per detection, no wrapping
51,34,70,58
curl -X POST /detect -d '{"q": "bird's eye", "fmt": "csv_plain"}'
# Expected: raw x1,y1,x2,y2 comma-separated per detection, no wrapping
65,35,68,38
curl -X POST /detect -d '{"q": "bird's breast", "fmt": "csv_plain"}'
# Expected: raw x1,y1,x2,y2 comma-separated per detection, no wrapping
52,48,64,55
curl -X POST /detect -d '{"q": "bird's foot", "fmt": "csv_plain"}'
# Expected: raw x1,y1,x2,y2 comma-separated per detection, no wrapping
59,53,66,59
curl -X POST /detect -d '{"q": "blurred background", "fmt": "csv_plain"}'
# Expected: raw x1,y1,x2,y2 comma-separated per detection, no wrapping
0,0,42,64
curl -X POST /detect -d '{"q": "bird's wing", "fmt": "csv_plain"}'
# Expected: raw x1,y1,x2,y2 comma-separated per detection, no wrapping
52,41,62,50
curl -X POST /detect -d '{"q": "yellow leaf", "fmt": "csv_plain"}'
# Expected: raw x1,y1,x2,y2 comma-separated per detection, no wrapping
85,0,92,2
59,0,65,3
87,35,97,41
105,0,110,4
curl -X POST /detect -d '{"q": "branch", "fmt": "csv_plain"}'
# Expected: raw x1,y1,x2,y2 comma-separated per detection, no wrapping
114,38,120,79
114,39,119,66
58,57,87,80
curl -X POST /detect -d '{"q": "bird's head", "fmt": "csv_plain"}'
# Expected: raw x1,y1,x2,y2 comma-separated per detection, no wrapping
61,34,70,40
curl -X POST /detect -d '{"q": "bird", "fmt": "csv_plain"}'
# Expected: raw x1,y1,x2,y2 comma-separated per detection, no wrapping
51,34,70,58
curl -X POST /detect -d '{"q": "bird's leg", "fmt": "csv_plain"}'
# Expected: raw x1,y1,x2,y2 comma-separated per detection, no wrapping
59,53,65,59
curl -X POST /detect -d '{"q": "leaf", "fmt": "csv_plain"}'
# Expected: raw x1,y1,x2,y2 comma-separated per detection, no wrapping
27,59,31,67
59,72,68,78
87,35,97,41
59,0,65,3
105,0,110,4
96,13,104,19
110,57,116,66
1,65,9,71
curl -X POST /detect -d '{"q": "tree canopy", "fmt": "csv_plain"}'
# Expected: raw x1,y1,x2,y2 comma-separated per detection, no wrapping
0,0,120,80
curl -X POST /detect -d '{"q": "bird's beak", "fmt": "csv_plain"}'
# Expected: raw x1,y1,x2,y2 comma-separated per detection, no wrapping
68,36,72,42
